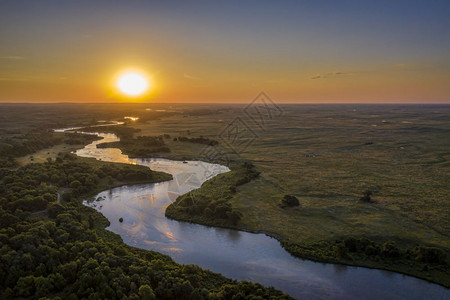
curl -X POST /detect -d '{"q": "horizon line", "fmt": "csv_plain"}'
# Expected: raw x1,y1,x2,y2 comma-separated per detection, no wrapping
0,101,449,105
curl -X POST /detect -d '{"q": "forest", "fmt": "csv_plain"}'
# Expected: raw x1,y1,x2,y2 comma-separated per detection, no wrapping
0,114,291,299
0,152,291,299
97,136,171,158
173,136,219,146
77,125,141,139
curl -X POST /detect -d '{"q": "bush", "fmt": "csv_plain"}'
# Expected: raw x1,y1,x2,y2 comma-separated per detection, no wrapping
334,242,349,258
280,195,300,208
365,245,379,256
415,246,446,264
139,284,155,300
344,238,359,252
10,195,48,212
226,211,242,225
48,203,65,218
61,192,72,202
69,180,82,189
359,190,375,203
381,241,400,258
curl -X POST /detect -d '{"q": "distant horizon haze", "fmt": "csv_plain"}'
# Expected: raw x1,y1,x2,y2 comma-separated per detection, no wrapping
0,101,449,105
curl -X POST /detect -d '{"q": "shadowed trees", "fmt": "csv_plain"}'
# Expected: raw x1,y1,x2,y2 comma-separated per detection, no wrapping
166,162,259,226
0,155,291,299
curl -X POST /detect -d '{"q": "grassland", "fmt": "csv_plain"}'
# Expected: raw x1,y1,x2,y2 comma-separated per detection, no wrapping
128,104,450,286
15,144,78,165
2,103,449,287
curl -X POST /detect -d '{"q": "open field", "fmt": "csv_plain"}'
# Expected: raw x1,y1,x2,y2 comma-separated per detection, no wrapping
131,103,450,285
16,143,88,166
1,103,449,286
132,104,450,239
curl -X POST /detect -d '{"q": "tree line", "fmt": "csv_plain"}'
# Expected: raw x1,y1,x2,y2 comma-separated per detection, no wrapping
97,136,171,158
166,162,259,226
0,154,291,299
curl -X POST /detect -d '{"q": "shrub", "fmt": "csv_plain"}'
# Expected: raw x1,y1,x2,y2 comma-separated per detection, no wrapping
334,243,349,258
415,246,446,264
280,195,300,208
48,203,65,218
139,284,155,300
359,190,375,203
381,241,400,258
344,238,359,252
365,245,379,256
61,192,72,202
69,180,82,189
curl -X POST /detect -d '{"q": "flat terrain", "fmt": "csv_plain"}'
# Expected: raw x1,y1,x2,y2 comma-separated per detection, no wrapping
16,143,86,165
131,104,450,285
134,105,450,245
1,103,449,286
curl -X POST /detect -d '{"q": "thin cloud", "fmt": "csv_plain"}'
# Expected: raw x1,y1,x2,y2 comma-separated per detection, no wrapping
310,71,347,80
0,77,28,81
394,63,418,70
184,73,202,81
1,56,25,60
0,75,67,81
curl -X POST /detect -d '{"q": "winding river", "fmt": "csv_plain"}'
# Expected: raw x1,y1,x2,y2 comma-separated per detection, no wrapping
66,130,448,299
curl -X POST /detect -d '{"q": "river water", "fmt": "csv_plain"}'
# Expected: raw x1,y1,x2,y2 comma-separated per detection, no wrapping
70,131,448,300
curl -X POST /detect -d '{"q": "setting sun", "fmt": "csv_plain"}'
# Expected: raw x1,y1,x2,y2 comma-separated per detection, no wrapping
1,1,450,299
117,72,149,96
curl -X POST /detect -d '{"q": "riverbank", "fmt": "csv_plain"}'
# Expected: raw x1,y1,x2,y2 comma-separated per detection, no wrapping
90,124,449,288
84,160,448,299
165,162,450,288
66,121,450,289
50,125,447,299
166,209,450,289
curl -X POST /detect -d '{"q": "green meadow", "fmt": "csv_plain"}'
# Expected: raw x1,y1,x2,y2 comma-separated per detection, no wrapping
1,103,449,287
132,104,450,286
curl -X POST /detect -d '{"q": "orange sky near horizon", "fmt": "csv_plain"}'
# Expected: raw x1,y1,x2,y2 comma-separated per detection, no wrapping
1,1,449,103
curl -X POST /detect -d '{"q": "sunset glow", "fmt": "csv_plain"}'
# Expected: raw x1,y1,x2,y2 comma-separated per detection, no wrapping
117,72,149,96
0,1,449,103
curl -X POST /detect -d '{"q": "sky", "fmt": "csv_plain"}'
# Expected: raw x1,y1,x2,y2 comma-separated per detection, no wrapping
0,0,449,103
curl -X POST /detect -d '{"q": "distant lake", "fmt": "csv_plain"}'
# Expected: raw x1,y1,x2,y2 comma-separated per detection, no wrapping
69,130,449,300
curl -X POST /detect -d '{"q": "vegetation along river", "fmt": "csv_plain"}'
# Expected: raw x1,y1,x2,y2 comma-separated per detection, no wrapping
62,129,448,300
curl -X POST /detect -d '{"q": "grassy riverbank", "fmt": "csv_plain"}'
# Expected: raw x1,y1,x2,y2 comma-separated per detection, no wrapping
165,164,450,287
166,162,259,226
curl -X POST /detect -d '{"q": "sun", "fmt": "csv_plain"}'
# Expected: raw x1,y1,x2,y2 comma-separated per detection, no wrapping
117,72,149,96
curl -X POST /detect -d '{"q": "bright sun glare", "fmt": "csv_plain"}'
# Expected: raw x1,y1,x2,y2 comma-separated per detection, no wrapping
117,72,148,96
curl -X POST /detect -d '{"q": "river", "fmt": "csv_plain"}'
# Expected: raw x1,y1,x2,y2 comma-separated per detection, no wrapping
67,130,448,299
